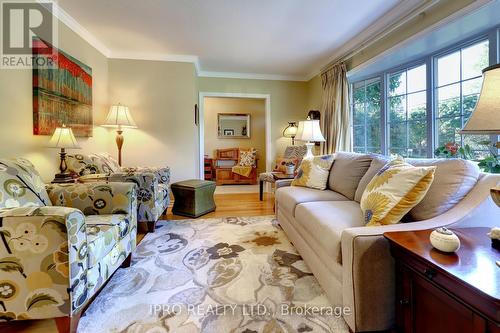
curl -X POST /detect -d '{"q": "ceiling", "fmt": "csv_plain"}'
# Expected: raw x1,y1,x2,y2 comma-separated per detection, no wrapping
56,0,417,80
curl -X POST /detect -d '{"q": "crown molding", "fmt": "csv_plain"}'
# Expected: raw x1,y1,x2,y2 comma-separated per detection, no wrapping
40,0,111,57
306,0,438,79
109,52,201,71
42,0,465,83
197,70,307,82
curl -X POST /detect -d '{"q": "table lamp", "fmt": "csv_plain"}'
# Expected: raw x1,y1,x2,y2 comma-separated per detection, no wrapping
48,124,81,183
295,116,325,158
283,122,298,145
460,63,500,207
102,104,137,166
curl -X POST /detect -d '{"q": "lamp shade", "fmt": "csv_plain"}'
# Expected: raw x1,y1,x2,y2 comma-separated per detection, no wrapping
460,64,500,134
48,125,81,149
283,122,298,138
102,104,138,128
295,118,325,142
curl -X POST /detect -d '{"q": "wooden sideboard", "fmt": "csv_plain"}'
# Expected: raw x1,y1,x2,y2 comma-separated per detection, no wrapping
385,228,499,333
214,148,258,185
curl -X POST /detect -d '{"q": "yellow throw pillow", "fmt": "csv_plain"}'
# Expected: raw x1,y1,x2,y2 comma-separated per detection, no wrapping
361,158,435,226
291,155,334,190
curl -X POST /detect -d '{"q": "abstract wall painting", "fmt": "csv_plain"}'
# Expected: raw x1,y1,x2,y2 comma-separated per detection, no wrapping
32,38,93,137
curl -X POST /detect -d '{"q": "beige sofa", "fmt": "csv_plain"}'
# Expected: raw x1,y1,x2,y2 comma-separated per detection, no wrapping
275,152,500,332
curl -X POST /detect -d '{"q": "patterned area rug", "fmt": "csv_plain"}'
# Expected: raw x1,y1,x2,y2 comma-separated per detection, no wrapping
78,216,349,333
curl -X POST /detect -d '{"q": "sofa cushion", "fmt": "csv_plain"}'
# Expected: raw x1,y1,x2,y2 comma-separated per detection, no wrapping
0,158,51,208
292,155,335,190
361,158,436,226
276,186,349,217
407,158,480,221
354,154,390,202
85,214,130,267
294,201,365,263
328,152,373,200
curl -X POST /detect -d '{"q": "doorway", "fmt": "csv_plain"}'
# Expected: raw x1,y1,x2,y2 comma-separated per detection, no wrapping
198,92,271,193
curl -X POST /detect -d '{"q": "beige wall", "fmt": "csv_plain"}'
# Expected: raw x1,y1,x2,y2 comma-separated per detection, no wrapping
306,74,322,111
0,21,110,182
204,97,266,174
107,59,198,182
198,77,309,167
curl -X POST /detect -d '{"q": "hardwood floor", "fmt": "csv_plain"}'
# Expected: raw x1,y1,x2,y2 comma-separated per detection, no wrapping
137,192,275,242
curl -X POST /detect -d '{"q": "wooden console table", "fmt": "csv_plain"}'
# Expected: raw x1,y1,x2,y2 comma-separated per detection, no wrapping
385,228,499,333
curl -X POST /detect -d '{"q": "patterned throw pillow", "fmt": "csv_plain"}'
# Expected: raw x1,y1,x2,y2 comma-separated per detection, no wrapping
291,155,335,190
239,149,257,167
273,158,299,173
361,158,436,226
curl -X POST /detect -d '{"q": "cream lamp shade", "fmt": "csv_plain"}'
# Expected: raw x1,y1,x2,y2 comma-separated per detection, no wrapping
102,104,138,128
48,125,81,149
295,117,325,158
460,64,500,135
295,118,326,142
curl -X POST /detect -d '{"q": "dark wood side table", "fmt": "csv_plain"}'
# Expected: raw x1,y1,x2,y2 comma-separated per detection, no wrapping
259,172,294,201
384,228,500,333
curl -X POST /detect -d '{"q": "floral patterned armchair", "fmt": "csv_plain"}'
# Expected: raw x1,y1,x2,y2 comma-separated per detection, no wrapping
65,152,170,231
0,158,137,331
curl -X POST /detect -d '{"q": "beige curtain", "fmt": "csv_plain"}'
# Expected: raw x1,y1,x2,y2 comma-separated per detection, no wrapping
321,62,351,154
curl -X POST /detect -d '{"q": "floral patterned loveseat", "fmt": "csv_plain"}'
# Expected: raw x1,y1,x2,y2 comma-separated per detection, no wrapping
0,158,137,330
65,152,170,231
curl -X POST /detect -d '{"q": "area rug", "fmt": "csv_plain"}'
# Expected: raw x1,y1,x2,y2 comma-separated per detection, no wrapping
78,216,349,333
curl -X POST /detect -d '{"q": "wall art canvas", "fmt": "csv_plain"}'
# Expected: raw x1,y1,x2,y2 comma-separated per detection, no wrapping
32,38,93,137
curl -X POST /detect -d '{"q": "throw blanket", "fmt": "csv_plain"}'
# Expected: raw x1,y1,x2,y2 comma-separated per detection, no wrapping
232,165,252,177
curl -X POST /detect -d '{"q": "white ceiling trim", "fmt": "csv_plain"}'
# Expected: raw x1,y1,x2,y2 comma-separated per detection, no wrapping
42,0,111,57
346,0,493,80
198,70,307,82
46,0,447,82
109,52,201,72
304,0,435,80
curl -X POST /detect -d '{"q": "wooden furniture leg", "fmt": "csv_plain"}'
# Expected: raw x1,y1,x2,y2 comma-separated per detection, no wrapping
120,253,132,268
259,180,264,201
54,310,81,333
147,221,157,232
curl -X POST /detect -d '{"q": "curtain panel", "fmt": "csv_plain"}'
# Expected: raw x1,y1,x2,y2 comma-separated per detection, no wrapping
321,63,351,154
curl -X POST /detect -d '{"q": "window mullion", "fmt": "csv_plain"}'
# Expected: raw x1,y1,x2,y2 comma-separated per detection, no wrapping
426,56,434,158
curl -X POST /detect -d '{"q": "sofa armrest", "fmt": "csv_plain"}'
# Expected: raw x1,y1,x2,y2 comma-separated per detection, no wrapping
121,166,170,185
276,179,293,189
0,206,89,316
78,173,110,183
340,173,500,332
108,171,164,222
46,182,137,219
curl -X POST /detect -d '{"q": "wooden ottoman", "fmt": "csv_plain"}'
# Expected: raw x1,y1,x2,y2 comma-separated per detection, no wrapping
171,179,216,218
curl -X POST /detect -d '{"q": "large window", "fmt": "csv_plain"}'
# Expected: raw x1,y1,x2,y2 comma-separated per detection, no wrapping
349,29,498,158
434,40,490,157
351,77,382,154
387,64,427,157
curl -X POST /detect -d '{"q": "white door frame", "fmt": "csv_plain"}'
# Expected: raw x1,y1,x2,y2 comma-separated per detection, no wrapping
198,92,272,179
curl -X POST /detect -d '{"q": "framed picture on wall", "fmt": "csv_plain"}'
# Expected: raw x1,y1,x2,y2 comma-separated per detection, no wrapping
223,129,235,136
32,38,93,137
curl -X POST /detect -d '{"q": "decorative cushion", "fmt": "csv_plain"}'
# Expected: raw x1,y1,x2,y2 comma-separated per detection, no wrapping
291,155,335,190
360,158,436,226
94,152,121,173
328,152,373,200
238,149,257,167
66,153,113,175
0,158,51,208
273,158,299,173
406,158,480,221
354,154,390,202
